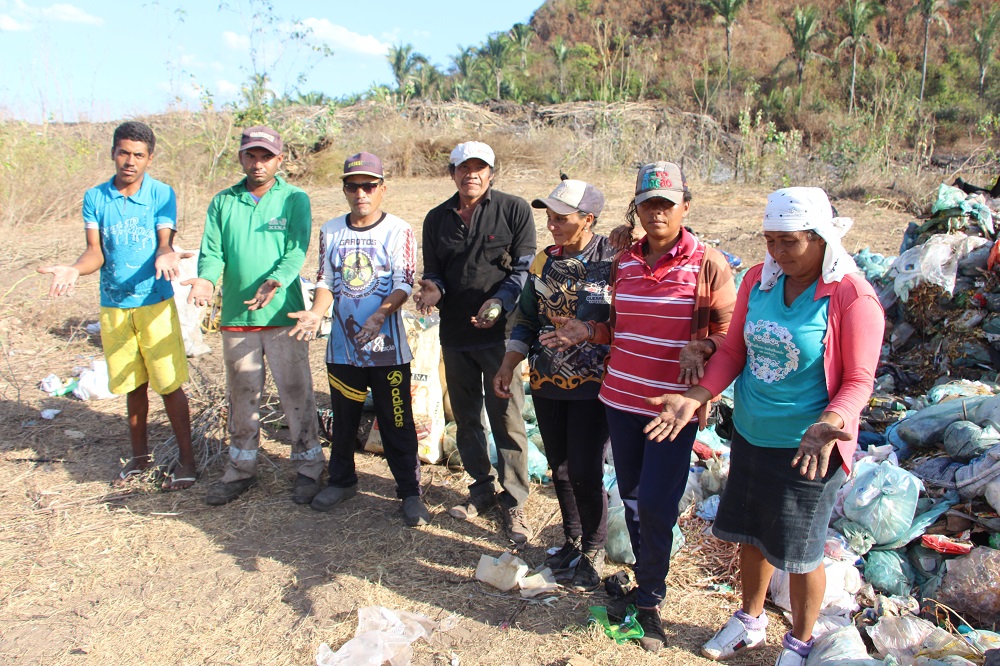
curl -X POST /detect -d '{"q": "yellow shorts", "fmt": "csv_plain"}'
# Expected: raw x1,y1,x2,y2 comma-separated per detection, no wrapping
100,299,189,395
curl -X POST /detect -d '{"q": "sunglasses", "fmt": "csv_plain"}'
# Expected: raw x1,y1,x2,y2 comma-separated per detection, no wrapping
343,181,381,194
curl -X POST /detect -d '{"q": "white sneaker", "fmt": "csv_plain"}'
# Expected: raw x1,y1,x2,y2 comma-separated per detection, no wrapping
701,613,767,661
774,648,807,666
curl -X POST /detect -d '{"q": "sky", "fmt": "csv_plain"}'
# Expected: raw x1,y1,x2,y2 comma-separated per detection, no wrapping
0,0,542,122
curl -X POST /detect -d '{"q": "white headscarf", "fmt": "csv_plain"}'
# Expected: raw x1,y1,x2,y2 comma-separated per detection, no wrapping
759,187,858,291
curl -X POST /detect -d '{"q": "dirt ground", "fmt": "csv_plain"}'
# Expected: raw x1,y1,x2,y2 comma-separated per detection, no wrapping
0,171,914,665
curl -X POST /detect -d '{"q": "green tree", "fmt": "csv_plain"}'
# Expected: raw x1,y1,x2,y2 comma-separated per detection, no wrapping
387,43,428,100
450,45,485,101
509,23,534,69
906,0,952,102
703,0,749,90
481,33,515,100
972,4,1000,97
781,5,828,88
550,36,570,100
836,0,884,113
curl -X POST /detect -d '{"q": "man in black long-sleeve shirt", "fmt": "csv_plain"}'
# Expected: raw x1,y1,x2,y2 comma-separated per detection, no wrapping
414,141,536,543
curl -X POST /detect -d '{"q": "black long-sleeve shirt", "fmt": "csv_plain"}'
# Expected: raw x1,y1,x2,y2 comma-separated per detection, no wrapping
421,188,536,349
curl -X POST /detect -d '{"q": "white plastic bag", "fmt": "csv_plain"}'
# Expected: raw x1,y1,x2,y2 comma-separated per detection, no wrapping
170,248,211,357
806,625,879,664
73,359,116,401
843,460,922,545
316,606,436,666
770,558,862,617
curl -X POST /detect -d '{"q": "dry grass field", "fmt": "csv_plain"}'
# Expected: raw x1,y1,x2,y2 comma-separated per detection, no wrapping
0,167,913,665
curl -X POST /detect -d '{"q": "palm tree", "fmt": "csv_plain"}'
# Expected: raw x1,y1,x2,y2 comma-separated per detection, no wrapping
703,0,749,90
972,4,1000,98
481,33,514,100
387,43,428,99
551,36,570,100
836,0,884,114
509,23,534,69
781,5,828,88
906,0,952,102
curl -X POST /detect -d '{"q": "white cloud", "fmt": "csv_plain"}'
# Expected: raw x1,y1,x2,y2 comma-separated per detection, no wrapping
216,79,239,96
40,3,102,25
299,18,388,56
0,13,28,30
2,1,103,29
222,30,249,51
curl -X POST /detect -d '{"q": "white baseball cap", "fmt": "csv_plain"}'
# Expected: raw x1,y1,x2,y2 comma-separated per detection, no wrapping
449,141,495,168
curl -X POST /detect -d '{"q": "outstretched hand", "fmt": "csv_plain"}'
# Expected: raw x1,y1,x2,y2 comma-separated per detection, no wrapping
287,310,321,341
643,393,703,442
37,265,81,298
539,315,590,351
413,279,441,315
154,249,196,281
245,279,281,311
791,422,852,480
181,277,215,307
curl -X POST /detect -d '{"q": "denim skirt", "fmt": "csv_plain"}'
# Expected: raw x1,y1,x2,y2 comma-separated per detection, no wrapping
712,430,847,573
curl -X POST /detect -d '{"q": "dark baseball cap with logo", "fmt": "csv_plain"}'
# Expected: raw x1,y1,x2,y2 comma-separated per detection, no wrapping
634,161,688,205
240,125,283,155
340,152,384,180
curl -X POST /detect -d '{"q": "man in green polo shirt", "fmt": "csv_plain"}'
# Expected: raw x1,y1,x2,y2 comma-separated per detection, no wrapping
183,125,325,506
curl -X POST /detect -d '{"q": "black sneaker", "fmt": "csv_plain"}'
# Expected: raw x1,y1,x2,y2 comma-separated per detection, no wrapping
310,484,357,512
569,549,605,591
636,607,667,653
544,538,582,571
502,506,533,544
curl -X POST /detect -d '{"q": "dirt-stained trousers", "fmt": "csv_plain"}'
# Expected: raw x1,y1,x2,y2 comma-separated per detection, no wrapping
219,327,325,483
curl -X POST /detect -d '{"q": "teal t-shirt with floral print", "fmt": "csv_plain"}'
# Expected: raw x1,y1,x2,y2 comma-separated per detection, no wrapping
733,275,830,448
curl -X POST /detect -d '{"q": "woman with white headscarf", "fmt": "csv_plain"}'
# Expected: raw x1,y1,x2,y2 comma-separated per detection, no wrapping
643,187,884,666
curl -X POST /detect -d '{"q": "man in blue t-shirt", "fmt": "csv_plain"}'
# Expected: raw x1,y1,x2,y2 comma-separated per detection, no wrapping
38,121,196,490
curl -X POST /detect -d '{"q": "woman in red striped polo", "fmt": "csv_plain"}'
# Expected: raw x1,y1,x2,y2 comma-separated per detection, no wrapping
542,161,736,652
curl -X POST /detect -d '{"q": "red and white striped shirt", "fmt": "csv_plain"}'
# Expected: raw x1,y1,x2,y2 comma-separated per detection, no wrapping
599,229,706,417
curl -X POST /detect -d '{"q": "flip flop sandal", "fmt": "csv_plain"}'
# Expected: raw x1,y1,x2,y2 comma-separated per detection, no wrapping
162,468,198,491
111,466,147,487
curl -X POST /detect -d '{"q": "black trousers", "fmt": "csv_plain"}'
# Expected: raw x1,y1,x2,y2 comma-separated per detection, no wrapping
533,395,610,552
441,344,530,509
326,363,420,498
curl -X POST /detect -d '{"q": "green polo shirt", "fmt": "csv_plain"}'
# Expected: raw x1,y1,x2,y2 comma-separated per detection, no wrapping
197,175,310,326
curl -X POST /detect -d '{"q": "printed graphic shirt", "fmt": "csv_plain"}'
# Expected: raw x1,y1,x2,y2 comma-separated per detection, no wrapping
734,275,830,447
197,175,310,327
316,212,416,367
508,235,614,400
83,174,176,308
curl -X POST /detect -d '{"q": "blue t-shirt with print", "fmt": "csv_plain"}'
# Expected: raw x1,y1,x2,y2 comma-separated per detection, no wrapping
83,174,177,308
733,276,830,448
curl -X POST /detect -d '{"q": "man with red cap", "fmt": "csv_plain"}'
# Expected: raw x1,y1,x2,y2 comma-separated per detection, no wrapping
184,126,325,506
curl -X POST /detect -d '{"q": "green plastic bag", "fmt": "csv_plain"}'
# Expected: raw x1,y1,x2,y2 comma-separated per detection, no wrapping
589,604,644,644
